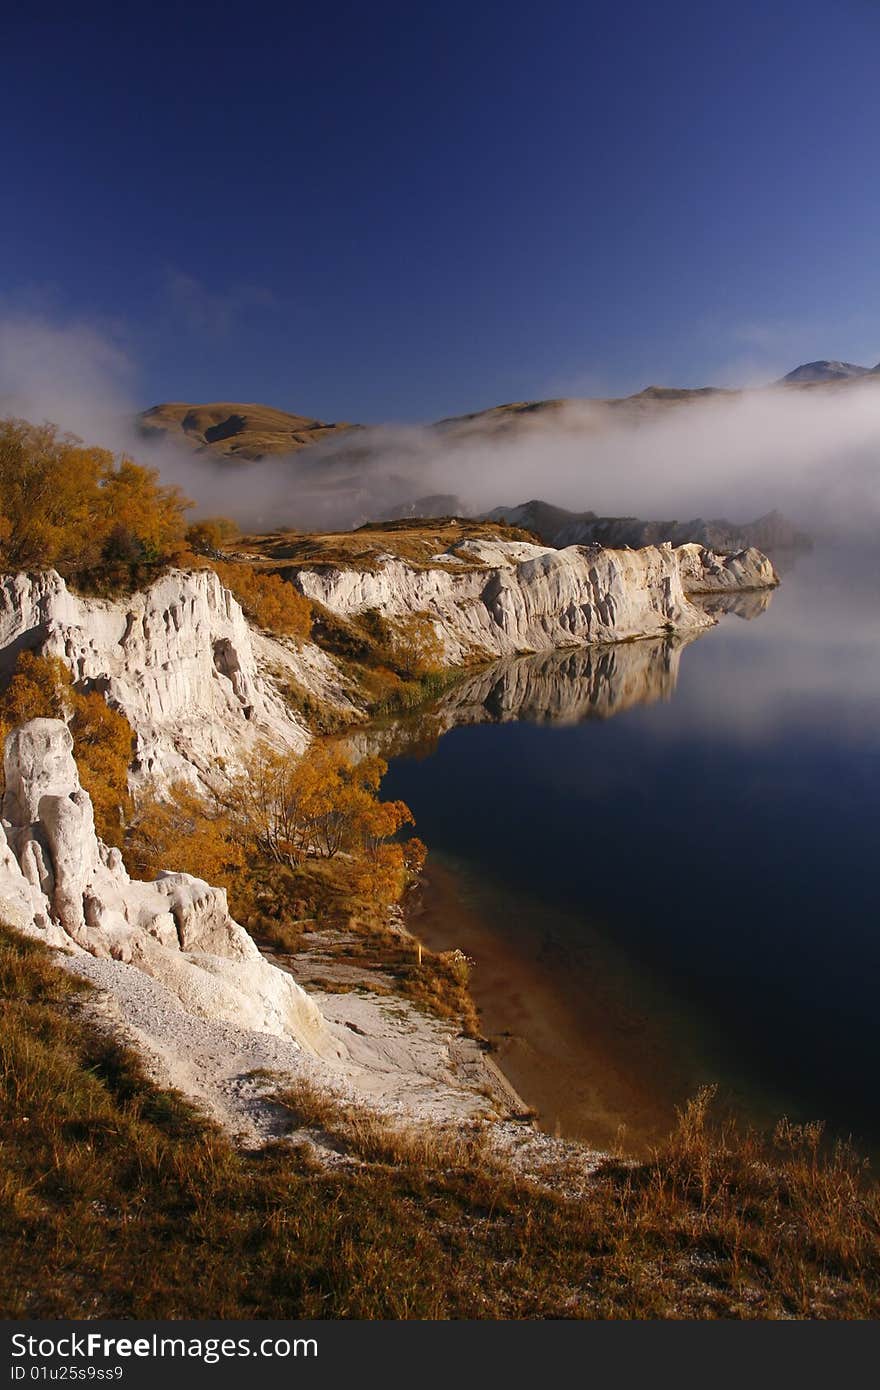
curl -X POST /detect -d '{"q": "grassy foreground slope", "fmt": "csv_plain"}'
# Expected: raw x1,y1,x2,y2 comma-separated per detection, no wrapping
2,923,878,1319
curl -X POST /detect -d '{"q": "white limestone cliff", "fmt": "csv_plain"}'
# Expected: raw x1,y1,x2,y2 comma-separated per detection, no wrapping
0,718,521,1139
0,568,355,787
675,543,778,594
289,538,776,664
0,718,337,1056
0,546,775,792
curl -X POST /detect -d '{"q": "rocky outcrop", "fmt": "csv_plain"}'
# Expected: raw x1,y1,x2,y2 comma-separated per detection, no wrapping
0,568,355,786
290,537,775,664
0,718,337,1055
674,544,778,594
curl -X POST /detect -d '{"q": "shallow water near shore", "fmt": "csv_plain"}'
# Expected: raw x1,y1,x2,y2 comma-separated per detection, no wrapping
381,545,880,1155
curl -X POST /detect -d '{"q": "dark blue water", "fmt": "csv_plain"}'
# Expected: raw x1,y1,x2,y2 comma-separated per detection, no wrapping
382,547,880,1150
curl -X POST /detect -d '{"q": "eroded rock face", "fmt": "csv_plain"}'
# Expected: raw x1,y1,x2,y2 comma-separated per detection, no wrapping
675,544,778,594
0,719,336,1058
289,538,775,664
0,568,342,787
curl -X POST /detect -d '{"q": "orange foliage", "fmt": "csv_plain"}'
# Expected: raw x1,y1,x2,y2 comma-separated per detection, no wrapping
348,841,409,905
125,782,245,895
390,616,445,679
226,742,418,906
208,561,311,642
0,654,133,845
127,741,419,912
185,517,239,554
0,417,191,586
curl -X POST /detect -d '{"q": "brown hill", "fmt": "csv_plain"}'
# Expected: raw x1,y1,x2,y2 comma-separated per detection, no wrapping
136,387,739,462
137,371,880,465
137,401,357,461
432,385,740,444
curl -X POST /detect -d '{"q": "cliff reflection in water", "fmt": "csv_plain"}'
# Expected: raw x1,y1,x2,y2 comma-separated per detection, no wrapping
361,583,774,761
380,547,880,1153
442,635,691,729
693,587,774,622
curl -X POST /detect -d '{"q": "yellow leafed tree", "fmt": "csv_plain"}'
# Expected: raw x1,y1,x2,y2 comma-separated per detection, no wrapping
207,560,311,642
0,417,191,587
222,741,419,906
125,783,246,893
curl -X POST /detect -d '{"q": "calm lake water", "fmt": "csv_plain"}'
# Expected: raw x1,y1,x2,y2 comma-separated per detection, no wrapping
381,546,880,1154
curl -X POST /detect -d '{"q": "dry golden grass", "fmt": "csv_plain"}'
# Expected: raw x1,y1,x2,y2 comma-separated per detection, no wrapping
239,855,479,1032
236,516,537,571
3,922,879,1320
327,923,481,1033
138,401,356,460
274,1078,493,1171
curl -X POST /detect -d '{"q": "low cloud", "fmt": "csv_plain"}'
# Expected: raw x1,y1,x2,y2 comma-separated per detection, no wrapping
1,312,879,537
0,313,134,442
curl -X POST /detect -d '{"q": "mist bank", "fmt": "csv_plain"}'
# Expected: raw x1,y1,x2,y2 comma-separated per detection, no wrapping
2,314,880,538
131,381,880,539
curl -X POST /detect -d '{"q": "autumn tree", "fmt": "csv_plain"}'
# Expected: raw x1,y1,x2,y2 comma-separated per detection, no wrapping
390,615,445,679
0,417,192,587
125,782,245,895
224,741,419,906
185,517,239,554
99,458,191,569
207,561,311,642
0,421,108,573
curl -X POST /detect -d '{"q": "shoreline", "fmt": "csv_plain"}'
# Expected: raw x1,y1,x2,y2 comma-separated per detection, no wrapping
407,856,678,1156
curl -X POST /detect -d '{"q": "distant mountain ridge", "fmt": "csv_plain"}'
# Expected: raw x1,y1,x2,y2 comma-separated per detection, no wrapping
136,359,880,462
485,500,811,554
779,360,878,384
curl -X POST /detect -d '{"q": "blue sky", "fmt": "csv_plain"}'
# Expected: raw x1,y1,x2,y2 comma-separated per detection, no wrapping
2,1,879,421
